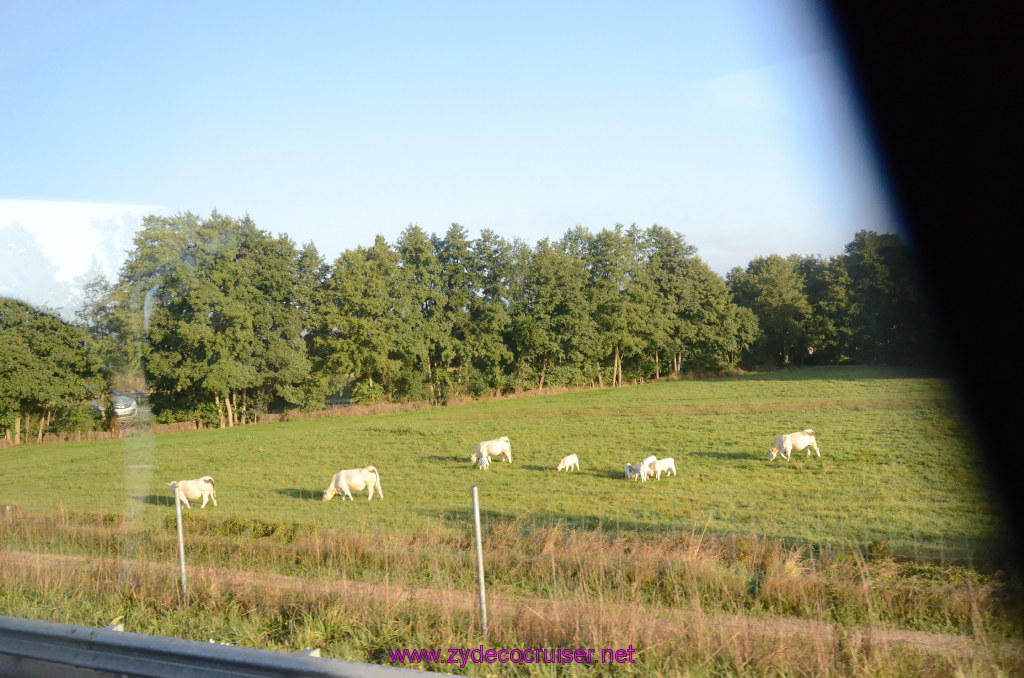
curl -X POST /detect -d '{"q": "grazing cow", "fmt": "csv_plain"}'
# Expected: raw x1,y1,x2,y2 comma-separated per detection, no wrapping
167,476,217,509
652,457,676,479
556,454,579,472
322,466,384,501
769,429,821,461
625,462,641,481
470,436,512,465
640,455,658,482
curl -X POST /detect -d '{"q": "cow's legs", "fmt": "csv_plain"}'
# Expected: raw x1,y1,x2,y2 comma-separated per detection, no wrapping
200,493,209,509
180,495,192,509
808,443,821,457
342,484,354,500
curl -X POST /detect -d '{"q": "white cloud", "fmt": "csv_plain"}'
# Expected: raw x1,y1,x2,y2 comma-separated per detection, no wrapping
0,198,166,318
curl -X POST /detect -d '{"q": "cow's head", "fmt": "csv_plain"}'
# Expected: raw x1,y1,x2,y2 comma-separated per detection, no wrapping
768,447,779,461
322,487,336,502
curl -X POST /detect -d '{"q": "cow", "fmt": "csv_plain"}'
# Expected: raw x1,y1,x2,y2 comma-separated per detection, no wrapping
639,455,658,482
556,454,579,472
322,466,384,501
470,436,512,465
652,457,676,479
769,429,821,461
167,476,217,509
625,462,641,480
477,453,491,470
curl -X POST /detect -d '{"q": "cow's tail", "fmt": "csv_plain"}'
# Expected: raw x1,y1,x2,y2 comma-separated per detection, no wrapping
203,476,215,486
369,466,383,499
804,429,815,436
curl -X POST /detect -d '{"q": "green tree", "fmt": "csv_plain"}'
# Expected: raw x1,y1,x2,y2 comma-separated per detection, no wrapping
116,212,319,424
796,255,852,364
0,298,107,443
395,225,446,402
843,230,931,365
313,236,404,403
727,254,812,366
464,229,517,393
514,237,598,389
587,225,650,386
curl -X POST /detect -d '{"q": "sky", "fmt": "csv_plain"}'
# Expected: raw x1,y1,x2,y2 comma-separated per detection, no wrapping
0,0,900,319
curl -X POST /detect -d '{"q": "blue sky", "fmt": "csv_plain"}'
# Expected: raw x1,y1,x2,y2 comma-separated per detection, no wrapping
0,0,898,316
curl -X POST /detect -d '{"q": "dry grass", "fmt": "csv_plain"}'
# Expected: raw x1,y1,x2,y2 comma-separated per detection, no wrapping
1,541,1020,677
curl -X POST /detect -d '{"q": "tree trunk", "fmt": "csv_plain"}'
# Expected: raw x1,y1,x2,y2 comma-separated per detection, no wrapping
614,346,621,387
538,354,547,390
225,392,235,428
655,352,660,380
13,416,19,445
36,412,45,443
215,395,226,429
596,363,604,388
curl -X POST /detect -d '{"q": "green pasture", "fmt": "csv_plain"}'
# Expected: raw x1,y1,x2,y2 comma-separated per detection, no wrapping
0,365,1007,558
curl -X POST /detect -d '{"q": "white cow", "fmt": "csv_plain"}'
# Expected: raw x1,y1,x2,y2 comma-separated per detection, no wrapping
769,429,821,461
556,454,579,472
652,457,676,479
639,455,658,482
625,462,641,481
167,476,217,509
322,466,384,501
470,436,512,465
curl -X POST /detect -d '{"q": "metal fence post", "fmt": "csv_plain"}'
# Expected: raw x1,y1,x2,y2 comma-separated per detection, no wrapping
174,485,188,602
471,486,487,638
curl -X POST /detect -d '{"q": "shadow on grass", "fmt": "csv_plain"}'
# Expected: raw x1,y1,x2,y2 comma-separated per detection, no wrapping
425,507,669,536
130,494,175,506
731,365,946,382
686,450,760,461
275,488,322,501
586,468,630,480
427,455,466,465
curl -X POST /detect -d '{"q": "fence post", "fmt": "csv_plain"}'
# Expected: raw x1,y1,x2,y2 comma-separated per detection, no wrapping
174,485,188,602
471,486,487,638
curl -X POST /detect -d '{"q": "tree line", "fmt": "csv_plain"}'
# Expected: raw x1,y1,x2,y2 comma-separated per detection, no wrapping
1,211,933,438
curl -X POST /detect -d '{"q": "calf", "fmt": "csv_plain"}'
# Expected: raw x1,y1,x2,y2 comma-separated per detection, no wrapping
625,462,641,481
322,466,384,501
639,455,658,482
769,429,821,461
556,454,579,472
167,476,217,509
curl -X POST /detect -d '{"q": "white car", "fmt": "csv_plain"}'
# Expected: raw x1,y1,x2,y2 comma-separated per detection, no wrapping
112,394,138,417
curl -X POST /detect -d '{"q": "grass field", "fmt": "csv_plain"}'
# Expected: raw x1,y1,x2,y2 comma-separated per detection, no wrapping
1,365,1021,676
